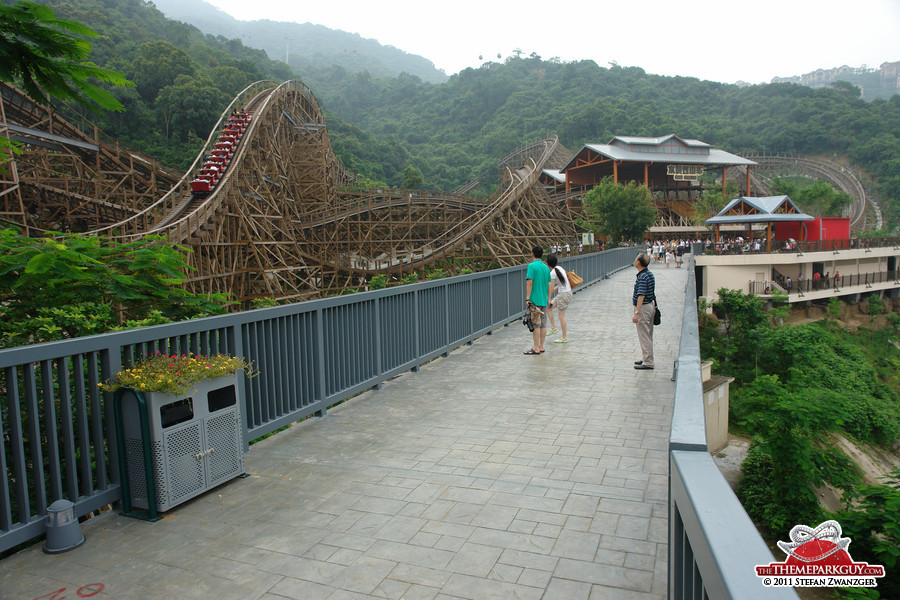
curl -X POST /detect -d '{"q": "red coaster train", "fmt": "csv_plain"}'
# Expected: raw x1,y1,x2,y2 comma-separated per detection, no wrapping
189,111,252,195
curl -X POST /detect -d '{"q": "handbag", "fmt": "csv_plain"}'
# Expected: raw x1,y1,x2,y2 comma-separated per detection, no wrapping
567,271,583,287
653,304,661,326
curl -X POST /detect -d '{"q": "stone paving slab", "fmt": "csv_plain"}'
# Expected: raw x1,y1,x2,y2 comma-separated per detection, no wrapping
0,262,686,600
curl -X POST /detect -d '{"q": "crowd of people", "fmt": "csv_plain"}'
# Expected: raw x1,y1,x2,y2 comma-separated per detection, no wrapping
700,236,807,254
646,239,694,268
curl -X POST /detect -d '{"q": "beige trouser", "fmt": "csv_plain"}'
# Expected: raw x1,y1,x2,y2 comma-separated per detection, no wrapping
636,302,655,367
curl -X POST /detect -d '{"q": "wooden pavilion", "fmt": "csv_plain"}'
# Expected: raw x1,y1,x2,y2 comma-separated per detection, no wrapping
561,135,756,193
705,195,814,252
559,135,757,234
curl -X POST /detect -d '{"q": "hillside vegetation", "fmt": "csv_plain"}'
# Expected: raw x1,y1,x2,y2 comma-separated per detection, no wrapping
702,292,900,599
301,57,900,228
26,0,900,230
34,0,291,167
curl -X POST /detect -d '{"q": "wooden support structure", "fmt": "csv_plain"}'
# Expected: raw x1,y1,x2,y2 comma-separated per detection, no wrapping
4,80,578,304
0,82,178,233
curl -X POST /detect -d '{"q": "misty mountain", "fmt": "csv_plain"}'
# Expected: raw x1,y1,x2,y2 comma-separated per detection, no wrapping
149,0,449,83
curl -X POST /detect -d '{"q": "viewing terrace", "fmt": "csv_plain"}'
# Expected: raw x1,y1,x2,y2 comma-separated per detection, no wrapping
695,237,900,306
0,250,796,599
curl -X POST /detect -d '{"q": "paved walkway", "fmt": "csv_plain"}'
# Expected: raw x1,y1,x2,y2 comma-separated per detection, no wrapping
1,263,687,600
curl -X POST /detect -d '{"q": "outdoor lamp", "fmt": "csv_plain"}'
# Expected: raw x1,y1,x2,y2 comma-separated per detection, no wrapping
42,499,85,554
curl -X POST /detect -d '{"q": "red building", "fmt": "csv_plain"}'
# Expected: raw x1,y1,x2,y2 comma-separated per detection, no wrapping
775,217,850,242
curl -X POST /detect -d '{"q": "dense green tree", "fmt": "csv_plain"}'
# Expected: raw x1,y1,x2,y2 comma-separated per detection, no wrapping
831,80,862,98
836,471,900,599
735,374,857,535
580,177,656,243
0,0,132,111
208,65,254,96
155,75,228,141
130,40,195,101
401,166,424,189
769,177,853,217
692,180,741,227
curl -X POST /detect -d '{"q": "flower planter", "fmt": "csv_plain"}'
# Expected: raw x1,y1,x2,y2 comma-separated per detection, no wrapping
118,374,244,512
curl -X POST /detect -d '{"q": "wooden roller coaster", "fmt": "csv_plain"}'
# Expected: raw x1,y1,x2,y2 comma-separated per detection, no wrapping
1,80,578,303
733,153,881,233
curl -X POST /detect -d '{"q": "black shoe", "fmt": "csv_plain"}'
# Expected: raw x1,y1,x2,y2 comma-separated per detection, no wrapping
634,364,654,370
634,360,643,365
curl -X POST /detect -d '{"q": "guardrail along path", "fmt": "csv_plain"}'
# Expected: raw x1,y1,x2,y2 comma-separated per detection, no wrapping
0,265,687,600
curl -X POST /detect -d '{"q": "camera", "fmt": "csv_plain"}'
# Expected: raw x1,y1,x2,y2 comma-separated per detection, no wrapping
522,314,535,332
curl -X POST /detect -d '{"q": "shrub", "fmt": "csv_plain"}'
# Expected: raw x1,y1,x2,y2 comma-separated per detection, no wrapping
738,441,824,535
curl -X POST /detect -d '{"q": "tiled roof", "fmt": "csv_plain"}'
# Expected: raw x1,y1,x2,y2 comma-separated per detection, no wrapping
706,196,814,224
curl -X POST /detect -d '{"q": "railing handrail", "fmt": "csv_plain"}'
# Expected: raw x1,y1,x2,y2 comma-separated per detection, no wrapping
749,269,900,296
703,236,900,255
0,247,638,553
669,255,800,599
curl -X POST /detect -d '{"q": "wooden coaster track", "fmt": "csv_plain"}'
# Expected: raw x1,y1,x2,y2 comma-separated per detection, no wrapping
0,81,179,233
732,153,880,232
1,79,577,303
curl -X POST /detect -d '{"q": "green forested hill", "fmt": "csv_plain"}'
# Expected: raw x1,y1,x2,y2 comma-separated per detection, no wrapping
23,0,900,230
302,57,900,228
33,0,291,166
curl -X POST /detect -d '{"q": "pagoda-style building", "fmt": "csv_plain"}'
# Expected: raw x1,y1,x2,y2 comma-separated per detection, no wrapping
559,135,756,235
705,195,813,252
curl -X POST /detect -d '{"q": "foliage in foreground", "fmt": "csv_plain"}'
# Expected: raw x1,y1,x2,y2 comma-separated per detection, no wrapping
700,289,900,598
0,1,133,112
0,228,229,348
836,470,900,576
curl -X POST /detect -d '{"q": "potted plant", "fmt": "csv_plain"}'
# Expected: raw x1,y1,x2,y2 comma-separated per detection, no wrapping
100,352,255,395
102,352,257,514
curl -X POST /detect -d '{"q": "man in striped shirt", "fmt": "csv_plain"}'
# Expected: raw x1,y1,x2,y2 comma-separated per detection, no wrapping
632,252,656,370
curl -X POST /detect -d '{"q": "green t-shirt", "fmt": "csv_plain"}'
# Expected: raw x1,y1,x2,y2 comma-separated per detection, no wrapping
526,259,551,306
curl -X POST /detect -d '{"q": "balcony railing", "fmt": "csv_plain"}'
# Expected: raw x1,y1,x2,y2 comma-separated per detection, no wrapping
749,270,900,296
704,236,900,256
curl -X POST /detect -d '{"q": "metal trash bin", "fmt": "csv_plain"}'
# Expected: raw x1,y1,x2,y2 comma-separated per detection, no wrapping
116,375,244,513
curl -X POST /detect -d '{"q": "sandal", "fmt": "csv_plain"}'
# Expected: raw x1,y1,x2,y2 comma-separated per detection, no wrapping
524,349,540,355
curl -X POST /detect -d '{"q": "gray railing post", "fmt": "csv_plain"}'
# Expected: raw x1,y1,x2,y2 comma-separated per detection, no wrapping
374,296,383,389
232,323,251,452
314,307,327,417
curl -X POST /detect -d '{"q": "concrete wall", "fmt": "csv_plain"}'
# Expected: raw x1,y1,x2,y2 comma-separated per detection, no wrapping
701,360,733,453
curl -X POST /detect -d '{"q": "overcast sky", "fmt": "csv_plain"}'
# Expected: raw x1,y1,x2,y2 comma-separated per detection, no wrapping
204,0,900,84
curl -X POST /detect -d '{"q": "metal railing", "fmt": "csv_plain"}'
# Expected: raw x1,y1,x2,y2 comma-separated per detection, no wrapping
703,236,900,256
749,270,900,296
0,247,637,553
669,258,799,599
